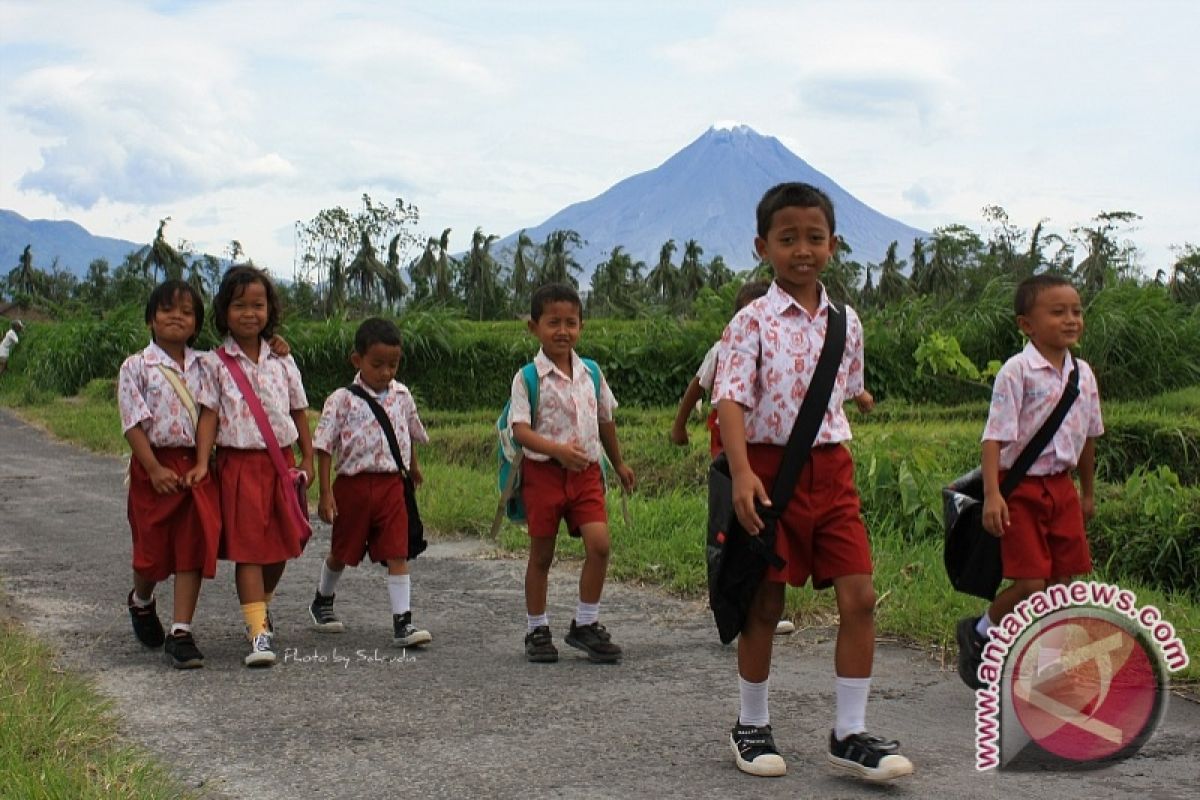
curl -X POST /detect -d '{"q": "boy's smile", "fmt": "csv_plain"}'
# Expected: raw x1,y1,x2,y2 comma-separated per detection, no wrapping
1019,284,1084,360
528,300,582,367
353,342,402,393
151,293,197,348
755,206,837,304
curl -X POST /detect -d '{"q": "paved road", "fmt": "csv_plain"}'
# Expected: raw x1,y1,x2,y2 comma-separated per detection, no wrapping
1,409,1197,799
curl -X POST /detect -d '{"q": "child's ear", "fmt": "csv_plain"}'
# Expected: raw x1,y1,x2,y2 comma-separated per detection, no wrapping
1016,315,1034,337
754,236,769,261
350,351,362,370
526,319,539,335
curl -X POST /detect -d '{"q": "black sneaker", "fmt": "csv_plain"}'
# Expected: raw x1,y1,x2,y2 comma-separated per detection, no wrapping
524,625,558,663
309,592,344,633
956,616,986,690
730,722,787,777
828,731,914,782
162,630,204,669
127,590,165,648
564,620,622,663
392,612,431,647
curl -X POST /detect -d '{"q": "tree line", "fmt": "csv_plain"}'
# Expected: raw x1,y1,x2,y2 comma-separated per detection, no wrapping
5,195,1199,319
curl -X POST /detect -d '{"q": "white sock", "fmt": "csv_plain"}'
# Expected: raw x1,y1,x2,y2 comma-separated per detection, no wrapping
976,612,994,638
575,601,600,626
318,561,342,597
834,677,871,740
738,676,770,727
170,622,192,636
527,613,549,632
387,573,411,615
131,590,153,607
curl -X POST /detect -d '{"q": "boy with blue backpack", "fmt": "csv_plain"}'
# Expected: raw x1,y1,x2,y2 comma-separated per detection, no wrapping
502,283,635,664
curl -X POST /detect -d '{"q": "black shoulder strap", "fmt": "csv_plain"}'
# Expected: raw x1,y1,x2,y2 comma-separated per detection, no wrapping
999,356,1080,496
768,301,848,511
347,384,408,475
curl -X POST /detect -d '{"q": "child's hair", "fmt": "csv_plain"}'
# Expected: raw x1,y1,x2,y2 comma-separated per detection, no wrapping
756,182,837,238
734,280,770,311
530,283,583,321
1015,274,1076,316
213,265,281,339
145,280,205,347
354,317,402,354
10,320,23,332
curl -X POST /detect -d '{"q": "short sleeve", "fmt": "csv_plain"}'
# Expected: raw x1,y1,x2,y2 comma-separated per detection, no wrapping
844,307,865,398
403,394,430,444
508,370,532,427
282,355,308,410
712,309,761,409
117,356,152,433
1082,363,1104,438
195,353,220,410
695,342,720,392
597,370,617,423
313,390,345,455
982,359,1022,443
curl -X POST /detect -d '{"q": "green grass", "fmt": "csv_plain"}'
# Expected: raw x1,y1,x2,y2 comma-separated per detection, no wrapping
0,614,191,799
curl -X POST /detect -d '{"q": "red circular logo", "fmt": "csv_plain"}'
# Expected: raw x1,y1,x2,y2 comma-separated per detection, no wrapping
1011,615,1161,763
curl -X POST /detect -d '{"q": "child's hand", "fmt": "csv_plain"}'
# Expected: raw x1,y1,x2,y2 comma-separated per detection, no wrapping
318,492,337,524
982,491,1009,537
267,335,291,357
732,468,770,535
669,423,690,447
408,465,423,488
854,390,875,414
148,463,181,494
615,463,636,493
555,442,590,472
182,460,209,487
1081,493,1095,524
300,455,315,486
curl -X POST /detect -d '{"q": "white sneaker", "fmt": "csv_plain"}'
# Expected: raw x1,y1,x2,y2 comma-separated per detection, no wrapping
243,632,276,667
775,619,796,635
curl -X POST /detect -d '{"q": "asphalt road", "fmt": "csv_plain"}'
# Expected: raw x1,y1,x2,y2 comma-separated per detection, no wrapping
1,409,1196,799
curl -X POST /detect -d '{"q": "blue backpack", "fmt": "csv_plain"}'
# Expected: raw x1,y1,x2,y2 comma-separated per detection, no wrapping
496,358,602,523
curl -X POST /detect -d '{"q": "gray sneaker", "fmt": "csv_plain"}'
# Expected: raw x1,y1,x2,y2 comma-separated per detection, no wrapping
243,632,276,668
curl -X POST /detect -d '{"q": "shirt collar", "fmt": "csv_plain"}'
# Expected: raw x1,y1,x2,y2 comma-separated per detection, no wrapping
533,347,584,381
353,372,402,399
1019,341,1073,375
144,341,196,371
221,336,269,364
765,280,832,320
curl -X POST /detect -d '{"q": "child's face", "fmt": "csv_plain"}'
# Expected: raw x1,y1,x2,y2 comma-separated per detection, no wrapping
351,342,402,393
528,300,582,362
150,292,197,348
226,280,269,342
754,206,838,299
1019,285,1084,353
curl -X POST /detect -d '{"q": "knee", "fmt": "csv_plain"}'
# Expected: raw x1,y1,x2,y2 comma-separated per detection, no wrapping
838,584,877,622
528,548,555,573
750,588,785,624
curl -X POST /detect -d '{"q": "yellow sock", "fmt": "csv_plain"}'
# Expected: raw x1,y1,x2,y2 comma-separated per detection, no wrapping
241,601,268,639
263,590,275,607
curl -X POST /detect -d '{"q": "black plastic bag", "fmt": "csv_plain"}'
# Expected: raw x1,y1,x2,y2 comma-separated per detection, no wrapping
942,468,1002,600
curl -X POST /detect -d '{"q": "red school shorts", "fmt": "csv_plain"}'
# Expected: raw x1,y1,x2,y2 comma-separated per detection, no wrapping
706,408,723,461
127,447,221,582
999,471,1091,580
330,471,409,566
215,448,304,565
520,458,607,539
746,442,873,589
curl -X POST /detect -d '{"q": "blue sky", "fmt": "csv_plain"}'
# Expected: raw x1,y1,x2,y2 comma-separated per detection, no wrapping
2,0,1197,276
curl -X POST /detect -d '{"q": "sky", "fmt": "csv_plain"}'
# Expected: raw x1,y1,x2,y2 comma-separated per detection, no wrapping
2,0,1197,279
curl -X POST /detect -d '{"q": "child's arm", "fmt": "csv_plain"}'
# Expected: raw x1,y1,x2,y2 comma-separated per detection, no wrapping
316,449,336,524
291,408,315,484
1078,437,1097,523
267,335,290,357
408,444,423,488
669,377,705,446
512,423,589,471
981,439,1009,536
125,426,181,494
183,407,218,487
853,389,875,414
717,398,770,535
599,421,635,492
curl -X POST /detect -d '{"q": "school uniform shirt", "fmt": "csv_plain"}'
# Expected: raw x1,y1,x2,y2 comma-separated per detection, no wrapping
712,282,864,446
696,341,720,393
197,337,308,449
117,342,204,448
0,329,18,359
507,348,617,463
313,374,429,475
982,342,1104,475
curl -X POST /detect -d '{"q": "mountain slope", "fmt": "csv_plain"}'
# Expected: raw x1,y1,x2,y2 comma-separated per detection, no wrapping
494,125,927,274
0,210,142,278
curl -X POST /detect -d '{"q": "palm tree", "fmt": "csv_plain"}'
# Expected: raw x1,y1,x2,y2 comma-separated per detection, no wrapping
874,241,909,307
647,239,677,304
706,255,733,290
346,230,387,309
461,227,501,320
146,218,188,281
538,229,584,287
383,233,409,309
432,228,455,304
677,239,706,304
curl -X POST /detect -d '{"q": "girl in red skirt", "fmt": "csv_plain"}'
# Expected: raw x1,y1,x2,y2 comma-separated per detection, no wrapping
192,265,314,668
118,280,222,669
